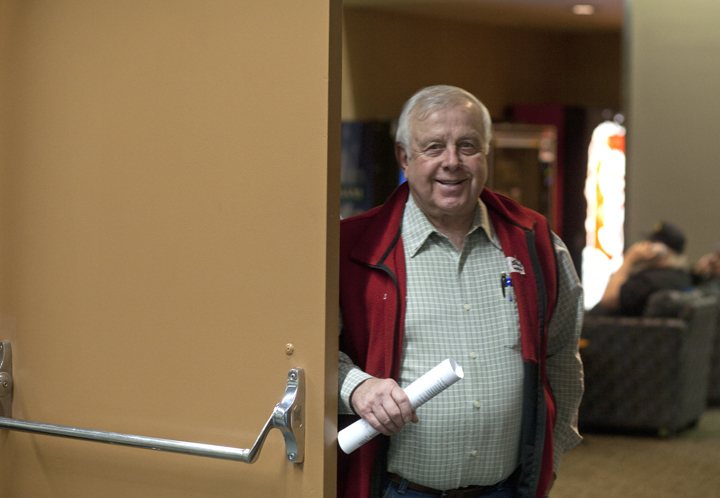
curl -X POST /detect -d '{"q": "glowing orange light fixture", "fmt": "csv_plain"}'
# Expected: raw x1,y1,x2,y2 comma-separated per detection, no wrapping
572,4,596,15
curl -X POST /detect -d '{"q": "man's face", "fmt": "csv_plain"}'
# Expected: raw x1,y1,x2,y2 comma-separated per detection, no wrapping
397,103,488,225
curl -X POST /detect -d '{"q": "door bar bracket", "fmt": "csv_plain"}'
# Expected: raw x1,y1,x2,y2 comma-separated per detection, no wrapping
0,341,305,464
0,341,12,420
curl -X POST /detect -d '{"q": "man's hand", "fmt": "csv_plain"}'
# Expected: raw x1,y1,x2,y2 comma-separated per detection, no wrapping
693,251,720,279
350,378,418,435
624,241,667,267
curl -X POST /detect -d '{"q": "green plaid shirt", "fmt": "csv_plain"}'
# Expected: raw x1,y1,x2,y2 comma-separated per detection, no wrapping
339,195,583,489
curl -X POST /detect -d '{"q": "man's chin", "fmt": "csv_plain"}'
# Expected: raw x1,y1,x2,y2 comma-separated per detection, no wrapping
432,200,476,218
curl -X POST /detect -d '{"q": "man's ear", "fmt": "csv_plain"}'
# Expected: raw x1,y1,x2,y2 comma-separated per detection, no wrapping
395,143,409,174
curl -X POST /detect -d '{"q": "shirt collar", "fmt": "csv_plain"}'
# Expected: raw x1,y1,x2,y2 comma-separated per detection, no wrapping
402,194,501,258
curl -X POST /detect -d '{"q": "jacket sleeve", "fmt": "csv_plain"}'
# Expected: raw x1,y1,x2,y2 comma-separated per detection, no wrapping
545,234,585,474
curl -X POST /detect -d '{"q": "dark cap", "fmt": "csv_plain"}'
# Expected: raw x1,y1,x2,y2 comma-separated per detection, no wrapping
647,222,685,253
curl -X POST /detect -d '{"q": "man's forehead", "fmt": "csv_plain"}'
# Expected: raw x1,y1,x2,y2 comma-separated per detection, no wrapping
413,100,476,120
414,129,481,144
411,113,482,141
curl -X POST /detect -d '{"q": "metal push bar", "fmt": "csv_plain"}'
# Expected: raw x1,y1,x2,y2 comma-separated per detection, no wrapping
0,341,304,464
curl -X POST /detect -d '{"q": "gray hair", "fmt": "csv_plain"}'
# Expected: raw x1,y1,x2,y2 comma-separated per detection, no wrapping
395,85,492,156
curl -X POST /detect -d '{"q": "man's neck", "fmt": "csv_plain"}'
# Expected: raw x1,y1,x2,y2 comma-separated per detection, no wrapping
425,212,475,251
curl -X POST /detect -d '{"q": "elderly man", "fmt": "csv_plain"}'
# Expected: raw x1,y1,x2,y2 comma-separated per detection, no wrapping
338,85,584,498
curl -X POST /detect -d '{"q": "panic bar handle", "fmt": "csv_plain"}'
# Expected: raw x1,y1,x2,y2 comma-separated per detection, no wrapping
0,341,304,464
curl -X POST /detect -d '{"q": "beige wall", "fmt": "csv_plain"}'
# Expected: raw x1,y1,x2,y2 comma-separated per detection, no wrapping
0,1,340,496
342,8,622,121
626,0,720,262
0,1,13,311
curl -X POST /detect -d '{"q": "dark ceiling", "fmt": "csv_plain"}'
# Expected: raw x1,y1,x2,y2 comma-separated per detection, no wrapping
344,0,624,31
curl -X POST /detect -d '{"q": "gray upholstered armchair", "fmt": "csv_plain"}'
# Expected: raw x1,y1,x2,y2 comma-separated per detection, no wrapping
696,279,720,405
578,290,718,436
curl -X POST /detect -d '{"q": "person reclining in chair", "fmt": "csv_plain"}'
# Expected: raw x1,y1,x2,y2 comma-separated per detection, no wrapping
590,222,692,316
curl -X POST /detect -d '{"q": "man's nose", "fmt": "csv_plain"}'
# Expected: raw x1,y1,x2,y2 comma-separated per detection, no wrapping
442,146,461,168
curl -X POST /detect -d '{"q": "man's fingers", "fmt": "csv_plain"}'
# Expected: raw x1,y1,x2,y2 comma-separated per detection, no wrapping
363,404,402,435
351,378,415,434
381,393,407,430
362,412,394,436
389,386,414,423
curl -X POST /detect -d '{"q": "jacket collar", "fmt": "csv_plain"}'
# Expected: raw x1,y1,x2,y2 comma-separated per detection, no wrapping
350,183,532,266
481,187,537,231
349,182,409,266
403,194,501,257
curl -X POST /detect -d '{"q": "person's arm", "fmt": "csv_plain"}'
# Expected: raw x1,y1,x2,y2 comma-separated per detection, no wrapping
692,251,720,282
338,349,374,415
338,311,417,434
597,241,665,310
545,235,584,476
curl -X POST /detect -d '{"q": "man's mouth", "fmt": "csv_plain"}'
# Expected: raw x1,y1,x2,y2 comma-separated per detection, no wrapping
436,179,465,186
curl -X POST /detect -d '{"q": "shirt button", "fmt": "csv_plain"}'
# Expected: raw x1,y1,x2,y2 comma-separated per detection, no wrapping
471,450,478,457
469,352,477,359
463,304,471,311
473,400,481,408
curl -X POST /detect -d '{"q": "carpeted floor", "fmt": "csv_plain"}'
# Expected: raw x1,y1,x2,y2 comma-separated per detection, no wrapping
551,409,720,497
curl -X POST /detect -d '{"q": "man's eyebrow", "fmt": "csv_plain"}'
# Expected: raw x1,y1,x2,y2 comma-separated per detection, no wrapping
416,133,481,148
457,133,481,142
417,137,444,148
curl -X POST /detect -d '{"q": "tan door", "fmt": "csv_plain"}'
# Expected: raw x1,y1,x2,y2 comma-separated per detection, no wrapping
0,1,340,496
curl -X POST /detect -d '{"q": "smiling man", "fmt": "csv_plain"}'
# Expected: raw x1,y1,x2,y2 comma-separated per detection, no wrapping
338,86,584,498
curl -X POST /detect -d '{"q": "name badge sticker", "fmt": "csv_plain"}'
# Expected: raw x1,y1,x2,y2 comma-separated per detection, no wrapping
506,257,526,275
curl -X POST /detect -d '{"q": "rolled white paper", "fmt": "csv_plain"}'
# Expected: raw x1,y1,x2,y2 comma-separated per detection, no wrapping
338,358,464,454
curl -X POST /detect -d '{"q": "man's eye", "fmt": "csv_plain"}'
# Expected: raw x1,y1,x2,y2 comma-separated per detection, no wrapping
424,144,444,155
459,142,477,153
